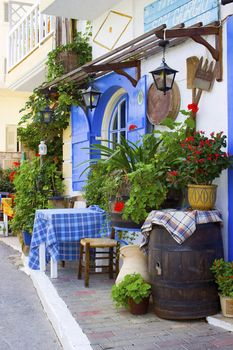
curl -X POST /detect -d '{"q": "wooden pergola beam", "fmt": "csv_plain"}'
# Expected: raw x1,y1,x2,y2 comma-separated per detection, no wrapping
155,23,222,81
83,60,140,87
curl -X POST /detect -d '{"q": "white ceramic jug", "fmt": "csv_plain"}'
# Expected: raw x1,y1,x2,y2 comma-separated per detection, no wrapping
116,245,150,284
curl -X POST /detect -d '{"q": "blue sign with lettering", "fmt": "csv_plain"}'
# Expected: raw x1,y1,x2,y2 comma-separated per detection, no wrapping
144,0,220,32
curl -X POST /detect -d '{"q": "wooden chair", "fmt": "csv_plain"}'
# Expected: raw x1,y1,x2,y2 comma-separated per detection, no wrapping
78,237,120,287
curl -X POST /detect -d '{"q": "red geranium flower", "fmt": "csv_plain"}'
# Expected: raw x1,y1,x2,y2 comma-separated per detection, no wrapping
9,171,16,182
13,161,20,167
114,201,125,212
187,103,199,113
128,124,137,131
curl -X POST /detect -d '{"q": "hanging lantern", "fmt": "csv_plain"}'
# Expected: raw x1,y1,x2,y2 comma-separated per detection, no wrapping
82,85,102,111
150,40,178,95
41,105,54,124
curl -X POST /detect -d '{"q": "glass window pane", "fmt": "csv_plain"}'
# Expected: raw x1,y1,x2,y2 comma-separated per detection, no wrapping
121,131,126,141
120,100,126,128
111,132,117,148
112,111,118,130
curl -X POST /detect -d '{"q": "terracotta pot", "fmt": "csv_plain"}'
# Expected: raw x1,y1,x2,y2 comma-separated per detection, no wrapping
116,245,150,284
128,296,150,315
220,295,233,317
187,184,217,210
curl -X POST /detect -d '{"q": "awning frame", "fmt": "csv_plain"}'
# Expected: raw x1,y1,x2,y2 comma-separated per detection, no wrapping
43,21,222,92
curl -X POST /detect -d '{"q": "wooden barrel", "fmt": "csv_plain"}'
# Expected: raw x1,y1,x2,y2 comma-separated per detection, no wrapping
148,222,223,320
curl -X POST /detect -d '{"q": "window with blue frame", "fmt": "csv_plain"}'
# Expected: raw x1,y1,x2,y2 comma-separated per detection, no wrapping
109,95,128,148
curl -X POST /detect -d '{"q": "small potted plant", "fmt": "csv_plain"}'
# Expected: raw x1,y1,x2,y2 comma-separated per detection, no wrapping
111,273,151,315
211,259,233,317
167,105,233,210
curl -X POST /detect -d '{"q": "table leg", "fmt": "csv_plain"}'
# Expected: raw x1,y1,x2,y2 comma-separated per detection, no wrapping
3,214,8,237
39,243,46,272
50,257,58,278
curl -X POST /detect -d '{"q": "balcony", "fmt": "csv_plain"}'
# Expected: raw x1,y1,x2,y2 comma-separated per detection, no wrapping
6,3,55,91
40,0,119,20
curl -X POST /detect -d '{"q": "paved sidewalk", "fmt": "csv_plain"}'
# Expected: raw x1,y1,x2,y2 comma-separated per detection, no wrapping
49,261,233,350
2,236,233,350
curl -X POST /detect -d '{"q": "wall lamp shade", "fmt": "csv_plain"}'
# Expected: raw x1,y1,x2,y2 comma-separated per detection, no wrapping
41,105,53,124
82,86,102,111
150,62,178,94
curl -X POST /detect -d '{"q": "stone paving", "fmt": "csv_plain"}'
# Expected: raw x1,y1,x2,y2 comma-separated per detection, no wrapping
48,262,233,350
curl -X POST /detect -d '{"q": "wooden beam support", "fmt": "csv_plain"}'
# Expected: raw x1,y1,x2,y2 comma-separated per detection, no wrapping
83,60,139,73
156,26,219,39
83,60,140,87
156,25,222,81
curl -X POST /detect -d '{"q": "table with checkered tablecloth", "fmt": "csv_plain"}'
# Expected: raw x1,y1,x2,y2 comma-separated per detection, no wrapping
28,205,110,276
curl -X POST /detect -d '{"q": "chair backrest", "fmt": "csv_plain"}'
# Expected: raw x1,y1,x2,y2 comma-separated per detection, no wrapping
73,200,86,208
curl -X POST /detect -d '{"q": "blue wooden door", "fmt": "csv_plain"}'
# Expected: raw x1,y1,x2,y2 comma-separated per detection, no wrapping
72,106,90,191
127,76,147,144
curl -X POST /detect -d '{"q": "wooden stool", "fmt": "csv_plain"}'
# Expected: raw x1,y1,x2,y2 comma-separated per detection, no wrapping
78,238,120,287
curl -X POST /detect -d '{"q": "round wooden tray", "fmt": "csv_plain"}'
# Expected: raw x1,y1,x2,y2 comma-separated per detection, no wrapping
147,80,181,125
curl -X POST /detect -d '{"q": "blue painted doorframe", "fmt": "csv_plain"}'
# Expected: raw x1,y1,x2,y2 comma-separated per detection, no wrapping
71,70,147,191
227,17,233,260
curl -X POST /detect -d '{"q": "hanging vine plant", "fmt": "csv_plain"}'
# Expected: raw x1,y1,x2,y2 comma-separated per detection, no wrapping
18,27,92,166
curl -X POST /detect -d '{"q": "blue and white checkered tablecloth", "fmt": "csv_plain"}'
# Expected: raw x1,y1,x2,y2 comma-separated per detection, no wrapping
28,205,110,270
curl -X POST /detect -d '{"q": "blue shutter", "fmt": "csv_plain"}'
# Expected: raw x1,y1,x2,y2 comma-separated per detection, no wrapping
127,76,147,143
71,106,90,191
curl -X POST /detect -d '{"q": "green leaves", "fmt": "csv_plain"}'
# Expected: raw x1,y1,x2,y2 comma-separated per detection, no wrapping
10,158,64,234
211,259,233,297
111,273,151,309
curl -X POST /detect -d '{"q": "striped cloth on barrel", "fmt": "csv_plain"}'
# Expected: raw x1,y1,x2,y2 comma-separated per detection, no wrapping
141,209,222,251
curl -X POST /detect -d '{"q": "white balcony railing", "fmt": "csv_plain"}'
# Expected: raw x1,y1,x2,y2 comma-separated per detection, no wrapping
8,3,55,70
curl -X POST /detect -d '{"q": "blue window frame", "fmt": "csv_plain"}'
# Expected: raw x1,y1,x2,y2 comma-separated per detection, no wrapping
109,95,128,147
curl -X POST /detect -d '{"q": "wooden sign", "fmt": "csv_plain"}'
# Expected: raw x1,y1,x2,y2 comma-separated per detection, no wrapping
147,81,180,125
144,0,219,32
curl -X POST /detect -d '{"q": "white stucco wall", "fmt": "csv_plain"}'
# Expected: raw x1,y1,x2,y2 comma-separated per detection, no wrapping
0,89,30,152
88,0,233,257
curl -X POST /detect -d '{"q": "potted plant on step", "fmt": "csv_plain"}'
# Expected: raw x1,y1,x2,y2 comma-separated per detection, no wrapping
83,128,186,227
111,273,151,315
178,131,233,210
211,259,233,317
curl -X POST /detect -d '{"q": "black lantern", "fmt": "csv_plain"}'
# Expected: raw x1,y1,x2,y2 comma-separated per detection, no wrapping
41,105,54,124
150,40,178,95
82,77,102,111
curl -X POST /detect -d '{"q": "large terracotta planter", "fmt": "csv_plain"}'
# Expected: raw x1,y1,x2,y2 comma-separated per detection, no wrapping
116,245,150,284
220,295,233,317
187,184,217,210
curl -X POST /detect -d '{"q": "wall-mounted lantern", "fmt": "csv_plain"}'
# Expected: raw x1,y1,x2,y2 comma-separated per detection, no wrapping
82,75,102,111
150,39,178,95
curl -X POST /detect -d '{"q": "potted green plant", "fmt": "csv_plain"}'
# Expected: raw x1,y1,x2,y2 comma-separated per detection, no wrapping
46,29,92,81
83,130,184,226
111,273,151,315
162,104,233,210
168,129,233,210
210,259,233,317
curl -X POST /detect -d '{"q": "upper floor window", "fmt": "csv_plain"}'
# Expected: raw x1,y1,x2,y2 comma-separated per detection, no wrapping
109,95,127,147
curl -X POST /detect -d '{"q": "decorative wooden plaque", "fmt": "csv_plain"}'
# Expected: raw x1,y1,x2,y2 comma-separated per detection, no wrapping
147,80,180,125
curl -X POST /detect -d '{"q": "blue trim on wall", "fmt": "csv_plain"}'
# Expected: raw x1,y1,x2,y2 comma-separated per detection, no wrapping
227,17,233,260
